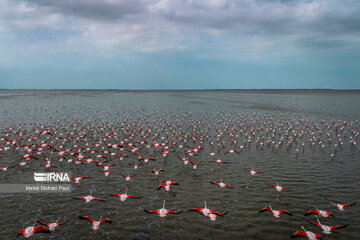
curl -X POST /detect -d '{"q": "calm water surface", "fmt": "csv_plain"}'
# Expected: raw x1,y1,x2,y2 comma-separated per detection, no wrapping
0,90,359,240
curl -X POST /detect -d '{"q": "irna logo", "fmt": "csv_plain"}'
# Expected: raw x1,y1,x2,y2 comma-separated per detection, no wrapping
34,172,70,182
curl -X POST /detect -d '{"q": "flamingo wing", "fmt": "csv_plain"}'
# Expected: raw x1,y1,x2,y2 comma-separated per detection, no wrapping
314,233,323,239
259,207,272,213
55,221,67,226
278,209,292,216
210,181,220,185
157,184,166,190
75,196,87,199
79,216,94,223
216,212,228,217
92,197,104,201
290,231,308,238
166,209,182,214
17,229,25,236
326,211,334,216
304,209,319,216
144,209,159,214
100,218,112,224
189,208,203,212
127,195,141,199
209,209,222,215
329,224,349,230
37,220,51,226
169,181,179,186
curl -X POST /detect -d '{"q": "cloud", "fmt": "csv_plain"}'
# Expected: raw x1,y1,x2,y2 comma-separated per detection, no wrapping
24,0,145,21
0,0,359,60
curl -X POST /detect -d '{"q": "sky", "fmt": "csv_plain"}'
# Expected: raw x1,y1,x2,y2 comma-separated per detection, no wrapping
0,0,359,89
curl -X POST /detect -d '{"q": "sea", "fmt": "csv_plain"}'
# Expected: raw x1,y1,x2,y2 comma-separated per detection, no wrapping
0,90,359,239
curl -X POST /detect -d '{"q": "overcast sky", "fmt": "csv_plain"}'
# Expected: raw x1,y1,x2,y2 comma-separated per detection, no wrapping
0,0,359,89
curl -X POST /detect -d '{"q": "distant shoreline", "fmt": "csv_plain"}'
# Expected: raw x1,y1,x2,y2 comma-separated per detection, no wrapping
0,89,359,91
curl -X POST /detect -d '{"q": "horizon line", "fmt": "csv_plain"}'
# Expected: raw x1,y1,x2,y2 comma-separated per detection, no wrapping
1,88,360,91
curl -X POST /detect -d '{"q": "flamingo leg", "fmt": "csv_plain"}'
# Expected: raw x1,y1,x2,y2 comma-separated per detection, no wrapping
90,230,95,240
161,217,165,228
246,177,252,188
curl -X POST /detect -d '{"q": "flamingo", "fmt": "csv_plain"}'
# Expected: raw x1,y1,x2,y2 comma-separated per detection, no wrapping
17,219,49,238
213,159,226,163
0,165,14,171
129,162,142,169
99,171,112,176
21,154,38,160
225,149,239,154
144,200,182,217
42,159,56,168
210,179,233,189
269,182,288,192
71,176,90,184
258,204,292,224
141,157,155,163
152,168,164,175
189,201,225,217
112,188,141,202
189,160,198,169
305,215,349,236
179,155,190,165
37,217,68,232
157,179,179,191
98,163,115,171
120,172,135,181
78,216,111,230
246,166,262,188
245,167,262,176
329,201,355,213
160,149,173,157
75,191,104,203
305,206,334,218
290,226,322,239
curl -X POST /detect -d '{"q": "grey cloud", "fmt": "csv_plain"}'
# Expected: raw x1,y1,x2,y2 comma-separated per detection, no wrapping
23,0,145,21
299,37,352,50
4,0,360,52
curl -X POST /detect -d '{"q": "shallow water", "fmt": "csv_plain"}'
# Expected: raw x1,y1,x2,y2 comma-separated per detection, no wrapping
0,90,359,240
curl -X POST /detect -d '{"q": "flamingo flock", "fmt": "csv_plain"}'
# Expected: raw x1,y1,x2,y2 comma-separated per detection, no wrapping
0,107,358,239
